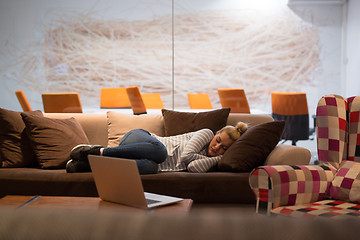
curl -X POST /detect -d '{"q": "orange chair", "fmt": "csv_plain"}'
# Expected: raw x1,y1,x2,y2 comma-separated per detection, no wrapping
100,88,131,109
42,92,83,113
126,86,147,115
141,93,164,109
15,90,32,112
217,88,250,113
271,92,313,145
187,93,213,109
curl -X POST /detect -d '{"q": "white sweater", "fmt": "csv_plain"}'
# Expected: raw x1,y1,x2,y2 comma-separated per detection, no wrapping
151,129,222,173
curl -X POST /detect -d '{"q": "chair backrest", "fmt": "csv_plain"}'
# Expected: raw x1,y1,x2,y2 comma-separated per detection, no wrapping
187,93,213,109
271,92,309,145
217,88,250,113
15,90,32,112
271,92,309,116
316,94,360,169
42,92,83,113
126,86,147,115
100,88,131,109
141,93,164,109
347,96,360,162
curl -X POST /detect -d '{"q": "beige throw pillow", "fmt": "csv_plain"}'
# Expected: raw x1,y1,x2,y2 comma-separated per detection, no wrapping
107,111,165,147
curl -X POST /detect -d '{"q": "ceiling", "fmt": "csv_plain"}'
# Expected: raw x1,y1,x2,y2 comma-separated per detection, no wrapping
288,0,346,4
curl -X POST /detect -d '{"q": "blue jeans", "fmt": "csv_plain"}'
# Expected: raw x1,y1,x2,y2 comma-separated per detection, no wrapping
102,129,167,174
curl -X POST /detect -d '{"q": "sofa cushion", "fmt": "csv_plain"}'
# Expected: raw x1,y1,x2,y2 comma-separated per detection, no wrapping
0,168,97,197
21,113,89,169
217,121,285,172
107,111,165,147
329,160,360,203
142,171,254,203
264,144,311,166
44,113,109,147
161,108,231,136
0,108,42,168
0,168,254,204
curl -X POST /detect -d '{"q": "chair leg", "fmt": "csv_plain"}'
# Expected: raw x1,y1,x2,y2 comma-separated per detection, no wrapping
292,140,297,146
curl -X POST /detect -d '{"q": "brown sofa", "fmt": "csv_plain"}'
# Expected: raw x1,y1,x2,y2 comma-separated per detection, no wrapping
0,112,311,204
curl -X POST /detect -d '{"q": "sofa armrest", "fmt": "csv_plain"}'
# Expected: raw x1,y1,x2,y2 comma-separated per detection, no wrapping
265,144,311,166
249,165,334,215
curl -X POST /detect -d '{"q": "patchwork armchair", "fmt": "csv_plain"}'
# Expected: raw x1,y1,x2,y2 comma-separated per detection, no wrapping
249,95,360,218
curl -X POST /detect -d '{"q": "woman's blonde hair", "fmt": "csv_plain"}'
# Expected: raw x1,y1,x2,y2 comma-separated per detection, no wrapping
218,121,248,142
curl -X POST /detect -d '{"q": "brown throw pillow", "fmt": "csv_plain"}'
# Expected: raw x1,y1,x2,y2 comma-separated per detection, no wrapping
217,120,285,172
21,113,89,169
161,108,231,136
0,108,43,167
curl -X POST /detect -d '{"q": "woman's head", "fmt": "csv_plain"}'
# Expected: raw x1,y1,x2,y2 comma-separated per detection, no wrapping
207,122,248,157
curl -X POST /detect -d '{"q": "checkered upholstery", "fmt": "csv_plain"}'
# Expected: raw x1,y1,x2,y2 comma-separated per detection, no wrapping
329,160,360,203
249,165,334,215
249,95,360,218
316,94,347,169
347,96,360,162
271,200,360,218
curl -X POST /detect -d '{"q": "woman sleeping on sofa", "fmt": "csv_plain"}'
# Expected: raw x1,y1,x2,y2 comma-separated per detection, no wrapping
66,121,247,174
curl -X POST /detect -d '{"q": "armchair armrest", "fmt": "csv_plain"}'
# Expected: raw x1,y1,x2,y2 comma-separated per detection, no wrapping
249,165,335,215
265,144,311,166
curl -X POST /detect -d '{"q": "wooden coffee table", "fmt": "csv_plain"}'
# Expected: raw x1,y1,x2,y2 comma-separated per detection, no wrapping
0,195,193,214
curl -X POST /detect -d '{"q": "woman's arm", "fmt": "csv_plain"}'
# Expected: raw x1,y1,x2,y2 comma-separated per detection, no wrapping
187,156,221,173
180,129,222,173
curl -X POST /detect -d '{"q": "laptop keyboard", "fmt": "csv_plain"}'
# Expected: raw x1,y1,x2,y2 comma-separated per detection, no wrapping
146,198,161,205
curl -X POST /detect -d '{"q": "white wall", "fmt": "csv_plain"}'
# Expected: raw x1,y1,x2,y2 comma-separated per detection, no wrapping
288,2,343,115
345,0,360,97
0,0,172,112
0,0,350,113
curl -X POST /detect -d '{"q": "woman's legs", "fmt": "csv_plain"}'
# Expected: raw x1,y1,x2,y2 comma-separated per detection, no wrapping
134,159,159,175
103,129,167,163
102,129,167,174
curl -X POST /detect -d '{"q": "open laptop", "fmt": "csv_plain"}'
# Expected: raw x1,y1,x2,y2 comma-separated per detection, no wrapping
88,155,183,209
